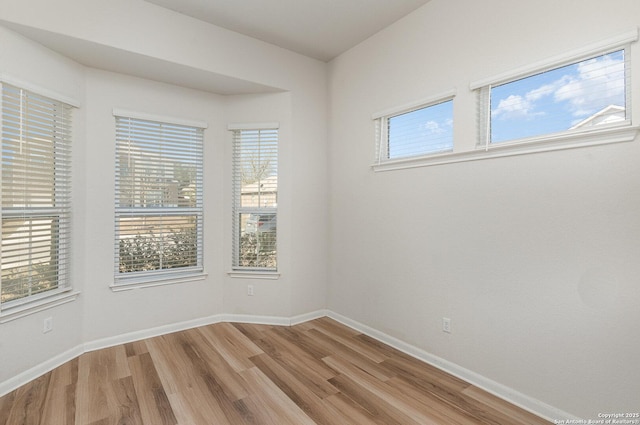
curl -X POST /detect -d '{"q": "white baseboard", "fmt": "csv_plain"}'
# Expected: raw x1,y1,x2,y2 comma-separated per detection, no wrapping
220,313,291,326
0,344,84,398
290,309,329,325
221,309,328,327
0,308,576,422
325,310,578,422
84,314,226,353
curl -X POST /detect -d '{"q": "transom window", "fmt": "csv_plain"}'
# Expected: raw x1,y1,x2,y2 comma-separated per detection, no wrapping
374,93,454,165
479,47,631,146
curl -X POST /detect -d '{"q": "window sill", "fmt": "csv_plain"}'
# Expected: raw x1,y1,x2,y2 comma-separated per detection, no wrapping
111,271,208,292
227,270,281,280
372,125,639,172
0,289,80,323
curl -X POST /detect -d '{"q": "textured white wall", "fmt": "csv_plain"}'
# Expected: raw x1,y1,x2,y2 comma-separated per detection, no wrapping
327,0,640,418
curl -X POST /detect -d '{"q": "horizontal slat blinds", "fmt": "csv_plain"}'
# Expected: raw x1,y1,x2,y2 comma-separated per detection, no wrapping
231,128,278,270
1,84,72,307
386,100,454,159
114,115,204,284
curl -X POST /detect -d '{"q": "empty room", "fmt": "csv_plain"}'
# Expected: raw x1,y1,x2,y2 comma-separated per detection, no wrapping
0,0,639,423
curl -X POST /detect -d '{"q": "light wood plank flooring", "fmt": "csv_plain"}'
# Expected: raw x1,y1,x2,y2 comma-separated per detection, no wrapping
0,317,550,425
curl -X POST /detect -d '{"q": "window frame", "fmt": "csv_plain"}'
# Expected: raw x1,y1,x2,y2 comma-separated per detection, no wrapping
373,90,456,170
0,82,79,320
229,123,279,275
472,29,637,151
112,110,207,291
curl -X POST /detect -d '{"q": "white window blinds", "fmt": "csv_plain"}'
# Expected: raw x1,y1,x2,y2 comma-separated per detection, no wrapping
114,115,204,285
373,92,455,165
1,84,72,307
231,126,278,270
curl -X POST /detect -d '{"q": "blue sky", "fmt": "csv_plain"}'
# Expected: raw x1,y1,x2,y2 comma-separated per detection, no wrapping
491,50,626,143
387,100,453,159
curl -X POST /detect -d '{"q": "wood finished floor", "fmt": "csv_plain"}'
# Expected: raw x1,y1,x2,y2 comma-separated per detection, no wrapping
0,317,550,425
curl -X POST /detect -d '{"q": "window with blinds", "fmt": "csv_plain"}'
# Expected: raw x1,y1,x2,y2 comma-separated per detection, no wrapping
477,47,631,146
230,125,278,271
114,114,204,286
1,84,72,307
374,95,454,165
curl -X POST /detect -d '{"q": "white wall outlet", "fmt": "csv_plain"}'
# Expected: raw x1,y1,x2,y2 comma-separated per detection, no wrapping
247,284,254,296
43,317,53,333
442,317,451,333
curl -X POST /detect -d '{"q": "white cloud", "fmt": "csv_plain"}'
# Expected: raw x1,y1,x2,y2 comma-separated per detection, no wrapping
492,52,625,121
554,54,625,117
423,120,444,134
525,75,571,102
492,94,543,120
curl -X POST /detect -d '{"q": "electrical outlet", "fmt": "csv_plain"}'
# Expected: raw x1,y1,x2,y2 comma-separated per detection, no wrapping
43,317,53,333
247,284,254,296
442,317,451,333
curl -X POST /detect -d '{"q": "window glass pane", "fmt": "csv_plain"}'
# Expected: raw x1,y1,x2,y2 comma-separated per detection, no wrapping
387,100,453,159
1,217,60,303
491,50,626,143
237,212,277,269
237,130,278,209
2,137,55,208
118,215,198,273
116,119,202,209
232,128,278,270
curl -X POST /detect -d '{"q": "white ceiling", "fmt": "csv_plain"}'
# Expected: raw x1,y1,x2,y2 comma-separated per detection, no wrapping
0,0,430,95
144,0,431,62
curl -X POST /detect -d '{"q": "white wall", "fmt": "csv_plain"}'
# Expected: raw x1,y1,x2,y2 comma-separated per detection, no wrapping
81,69,226,342
222,90,329,318
327,0,640,419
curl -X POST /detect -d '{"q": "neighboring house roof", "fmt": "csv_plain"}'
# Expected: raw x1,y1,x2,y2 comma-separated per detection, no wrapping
570,105,626,129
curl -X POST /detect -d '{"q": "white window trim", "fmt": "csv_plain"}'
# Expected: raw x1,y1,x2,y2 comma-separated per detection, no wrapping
229,122,279,275
373,125,638,172
228,122,279,131
112,110,206,290
372,90,457,121
227,270,281,280
112,108,208,130
0,288,80,323
0,74,80,108
373,89,456,168
110,271,208,292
